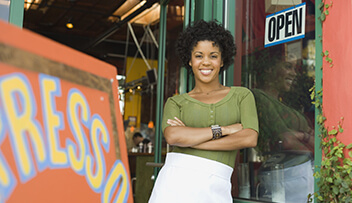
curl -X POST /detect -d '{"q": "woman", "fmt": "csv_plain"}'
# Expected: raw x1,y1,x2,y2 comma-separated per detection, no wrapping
252,47,314,202
253,49,314,153
149,20,259,203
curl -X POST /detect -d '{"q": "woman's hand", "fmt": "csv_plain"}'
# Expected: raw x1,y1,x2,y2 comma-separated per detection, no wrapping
280,130,314,152
222,123,243,136
167,117,185,127
164,117,213,147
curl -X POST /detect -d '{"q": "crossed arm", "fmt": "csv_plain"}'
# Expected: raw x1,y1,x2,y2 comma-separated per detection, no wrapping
280,130,314,152
164,117,258,151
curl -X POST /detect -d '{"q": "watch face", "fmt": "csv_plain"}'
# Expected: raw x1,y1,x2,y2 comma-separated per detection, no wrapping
215,132,221,138
212,126,222,139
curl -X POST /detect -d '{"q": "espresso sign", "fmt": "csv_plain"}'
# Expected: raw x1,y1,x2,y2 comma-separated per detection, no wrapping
265,2,306,47
0,21,133,202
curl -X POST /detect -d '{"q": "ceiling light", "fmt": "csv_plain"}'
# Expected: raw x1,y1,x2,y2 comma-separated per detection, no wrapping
66,19,74,29
116,75,126,80
108,0,145,22
66,22,73,29
24,0,42,11
108,0,162,25
129,3,160,25
120,0,147,21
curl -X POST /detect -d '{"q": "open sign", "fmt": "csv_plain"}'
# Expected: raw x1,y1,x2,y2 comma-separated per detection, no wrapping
265,2,306,47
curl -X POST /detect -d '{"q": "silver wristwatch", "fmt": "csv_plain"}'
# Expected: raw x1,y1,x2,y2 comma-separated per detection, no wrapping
211,125,222,140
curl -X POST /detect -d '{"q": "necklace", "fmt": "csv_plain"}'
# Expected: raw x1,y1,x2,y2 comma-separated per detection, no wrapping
193,86,225,95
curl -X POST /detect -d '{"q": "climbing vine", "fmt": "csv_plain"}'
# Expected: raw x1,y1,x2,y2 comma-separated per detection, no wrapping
311,84,352,202
322,50,333,68
318,1,333,22
309,1,352,202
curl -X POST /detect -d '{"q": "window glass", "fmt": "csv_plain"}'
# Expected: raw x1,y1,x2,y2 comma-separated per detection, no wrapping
236,1,316,202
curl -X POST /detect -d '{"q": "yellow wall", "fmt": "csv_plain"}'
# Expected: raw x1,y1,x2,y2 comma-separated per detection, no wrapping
124,57,158,128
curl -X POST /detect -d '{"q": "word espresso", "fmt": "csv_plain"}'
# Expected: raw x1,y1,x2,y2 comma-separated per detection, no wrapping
0,73,129,203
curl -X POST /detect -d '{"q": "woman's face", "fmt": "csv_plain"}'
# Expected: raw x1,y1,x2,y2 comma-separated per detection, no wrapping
275,60,297,92
189,40,223,85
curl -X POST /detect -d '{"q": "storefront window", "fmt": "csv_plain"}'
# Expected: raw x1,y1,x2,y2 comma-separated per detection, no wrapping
236,1,316,202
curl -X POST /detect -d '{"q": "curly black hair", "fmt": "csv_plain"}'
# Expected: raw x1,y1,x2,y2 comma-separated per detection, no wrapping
176,20,236,71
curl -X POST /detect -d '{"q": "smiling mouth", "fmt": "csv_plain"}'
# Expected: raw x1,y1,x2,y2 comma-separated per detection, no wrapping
200,69,213,75
285,78,294,85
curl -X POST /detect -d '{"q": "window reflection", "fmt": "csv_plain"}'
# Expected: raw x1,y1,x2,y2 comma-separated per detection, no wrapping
237,1,316,202
251,45,314,202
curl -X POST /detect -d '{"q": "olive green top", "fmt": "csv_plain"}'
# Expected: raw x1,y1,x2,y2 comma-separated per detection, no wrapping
162,86,259,167
252,88,312,153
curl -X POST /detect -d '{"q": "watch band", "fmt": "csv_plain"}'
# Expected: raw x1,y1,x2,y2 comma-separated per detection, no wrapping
211,125,222,140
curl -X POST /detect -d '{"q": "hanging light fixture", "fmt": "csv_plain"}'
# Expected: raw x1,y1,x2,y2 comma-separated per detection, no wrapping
66,18,74,29
148,121,154,128
130,126,135,133
148,85,155,129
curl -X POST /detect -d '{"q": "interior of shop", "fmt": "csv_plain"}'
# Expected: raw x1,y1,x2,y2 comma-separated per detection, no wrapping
22,0,183,201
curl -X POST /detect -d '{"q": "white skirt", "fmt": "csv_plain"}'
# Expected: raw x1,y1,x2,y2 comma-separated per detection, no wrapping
258,160,314,203
148,152,233,203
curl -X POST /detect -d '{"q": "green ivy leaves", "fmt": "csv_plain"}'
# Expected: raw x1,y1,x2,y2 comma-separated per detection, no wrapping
312,99,352,202
310,67,352,202
318,1,333,22
322,50,334,67
310,2,352,201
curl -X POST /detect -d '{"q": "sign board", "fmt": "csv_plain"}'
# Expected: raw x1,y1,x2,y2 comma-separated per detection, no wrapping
264,2,306,47
0,21,133,202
